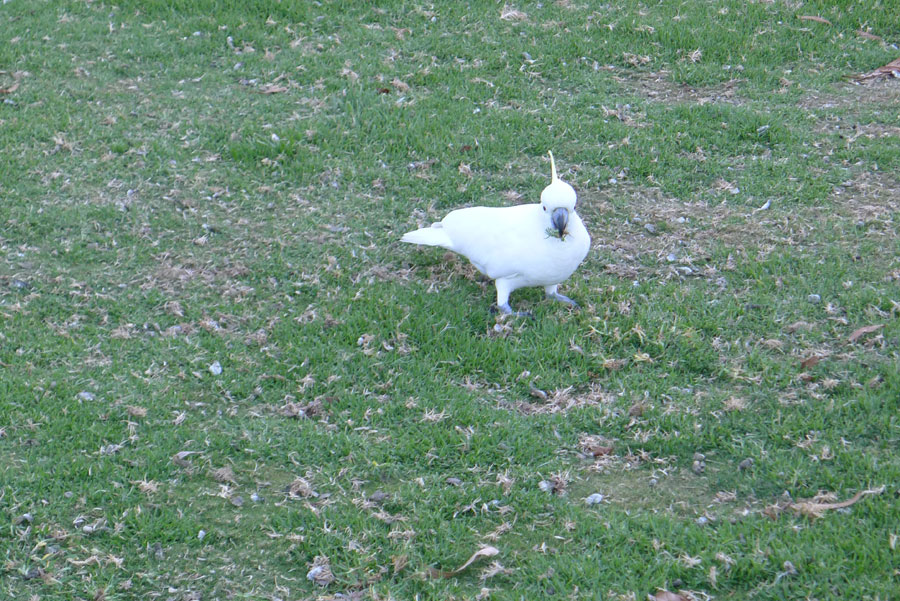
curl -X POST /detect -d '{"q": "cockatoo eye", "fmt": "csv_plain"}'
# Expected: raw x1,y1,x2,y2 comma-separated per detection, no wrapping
543,206,547,211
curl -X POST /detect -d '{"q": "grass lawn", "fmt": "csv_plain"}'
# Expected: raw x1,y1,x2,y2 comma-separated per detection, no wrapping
2,1,899,599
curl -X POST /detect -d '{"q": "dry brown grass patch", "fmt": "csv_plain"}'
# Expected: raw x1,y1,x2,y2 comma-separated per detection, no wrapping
502,382,615,415
620,70,746,106
583,186,803,281
831,169,900,226
799,78,900,110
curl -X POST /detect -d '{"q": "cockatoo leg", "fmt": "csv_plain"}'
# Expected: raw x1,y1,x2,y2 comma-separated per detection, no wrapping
493,278,531,317
545,285,579,308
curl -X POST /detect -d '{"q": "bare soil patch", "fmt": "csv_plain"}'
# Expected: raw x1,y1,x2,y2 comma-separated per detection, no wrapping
621,70,746,105
831,169,900,226
798,77,900,110
582,186,795,281
582,171,899,285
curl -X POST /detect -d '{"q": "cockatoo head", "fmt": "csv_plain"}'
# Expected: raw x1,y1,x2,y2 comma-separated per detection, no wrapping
540,151,577,239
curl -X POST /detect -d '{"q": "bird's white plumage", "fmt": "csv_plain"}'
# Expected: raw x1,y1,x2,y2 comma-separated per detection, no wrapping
401,151,590,314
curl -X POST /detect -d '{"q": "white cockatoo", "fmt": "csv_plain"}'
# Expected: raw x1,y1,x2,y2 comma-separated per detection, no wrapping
401,151,590,315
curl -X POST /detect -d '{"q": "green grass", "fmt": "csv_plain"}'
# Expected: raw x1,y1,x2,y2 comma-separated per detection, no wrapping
2,1,899,599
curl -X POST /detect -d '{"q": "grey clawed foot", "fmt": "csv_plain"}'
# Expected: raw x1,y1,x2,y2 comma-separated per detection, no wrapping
492,303,533,318
548,292,579,308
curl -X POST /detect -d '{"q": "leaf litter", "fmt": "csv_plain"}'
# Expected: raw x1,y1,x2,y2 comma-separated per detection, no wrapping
848,323,884,343
764,486,884,520
499,6,527,21
854,57,900,82
211,465,238,484
427,545,500,579
306,555,335,586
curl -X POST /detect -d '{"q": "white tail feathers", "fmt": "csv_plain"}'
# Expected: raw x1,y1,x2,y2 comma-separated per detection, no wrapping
401,224,454,248
548,150,558,183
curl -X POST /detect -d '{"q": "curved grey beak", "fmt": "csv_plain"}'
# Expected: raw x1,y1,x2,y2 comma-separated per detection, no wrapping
551,207,569,238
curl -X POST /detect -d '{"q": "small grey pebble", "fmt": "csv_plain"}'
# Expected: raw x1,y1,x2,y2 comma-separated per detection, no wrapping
64,491,73,499
696,516,708,525
692,459,706,475
446,477,462,487
585,493,604,505
648,478,658,487
368,490,389,503
783,560,798,575
77,391,95,402
198,529,206,540
20,513,34,523
693,452,706,461
209,361,223,376
230,495,244,507
739,458,754,471
807,294,821,304
666,253,677,263
538,480,553,493
250,492,262,503
644,223,657,234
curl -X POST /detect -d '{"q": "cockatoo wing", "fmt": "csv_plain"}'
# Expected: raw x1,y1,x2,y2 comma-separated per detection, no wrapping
436,205,538,279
